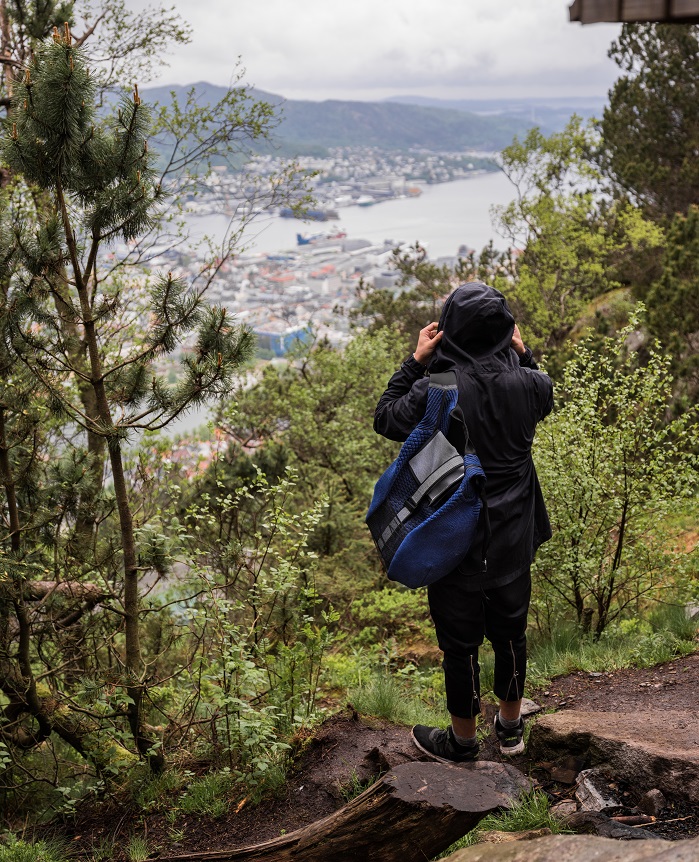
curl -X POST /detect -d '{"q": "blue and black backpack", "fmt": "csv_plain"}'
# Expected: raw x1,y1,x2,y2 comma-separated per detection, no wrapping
366,371,489,589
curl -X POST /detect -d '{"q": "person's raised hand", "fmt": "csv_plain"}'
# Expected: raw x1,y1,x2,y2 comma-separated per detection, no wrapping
511,323,526,357
414,321,443,366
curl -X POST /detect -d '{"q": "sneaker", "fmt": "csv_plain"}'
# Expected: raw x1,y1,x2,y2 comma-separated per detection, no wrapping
494,714,525,755
411,725,479,764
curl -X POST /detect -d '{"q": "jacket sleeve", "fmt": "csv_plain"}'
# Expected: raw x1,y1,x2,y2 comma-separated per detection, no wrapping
374,355,430,442
518,347,539,370
533,371,554,421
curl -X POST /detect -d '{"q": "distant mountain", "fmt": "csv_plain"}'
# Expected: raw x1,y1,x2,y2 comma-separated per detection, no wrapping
140,83,538,154
384,95,607,134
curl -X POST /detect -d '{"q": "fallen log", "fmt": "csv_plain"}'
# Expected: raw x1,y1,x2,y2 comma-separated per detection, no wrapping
164,760,531,862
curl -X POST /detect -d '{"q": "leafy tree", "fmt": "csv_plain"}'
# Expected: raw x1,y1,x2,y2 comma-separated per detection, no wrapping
644,205,699,399
494,118,663,358
0,32,264,778
0,0,191,111
214,330,405,603
532,310,698,638
601,24,699,222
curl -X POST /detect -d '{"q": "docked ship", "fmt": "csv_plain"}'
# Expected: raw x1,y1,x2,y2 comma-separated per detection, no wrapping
296,226,348,246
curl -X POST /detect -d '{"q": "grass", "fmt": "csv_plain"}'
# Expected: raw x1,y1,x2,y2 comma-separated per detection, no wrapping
338,769,380,802
434,790,570,858
346,600,697,727
177,772,235,819
125,836,150,862
133,768,186,812
527,608,697,690
0,838,67,862
349,671,445,727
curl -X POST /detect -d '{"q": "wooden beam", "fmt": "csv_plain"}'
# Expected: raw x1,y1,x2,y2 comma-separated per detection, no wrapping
570,0,699,22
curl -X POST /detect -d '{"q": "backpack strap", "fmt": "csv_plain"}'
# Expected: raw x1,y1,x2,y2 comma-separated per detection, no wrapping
427,371,458,433
429,370,491,573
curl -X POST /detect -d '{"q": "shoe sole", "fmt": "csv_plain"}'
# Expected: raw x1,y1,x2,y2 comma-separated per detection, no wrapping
494,715,525,756
498,739,525,756
410,729,477,764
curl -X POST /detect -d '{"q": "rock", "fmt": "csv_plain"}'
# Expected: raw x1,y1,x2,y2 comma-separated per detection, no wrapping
550,767,579,785
520,698,542,717
444,834,699,861
550,800,577,818
479,828,553,843
685,601,699,620
575,768,621,812
637,788,666,817
563,810,663,841
528,711,699,802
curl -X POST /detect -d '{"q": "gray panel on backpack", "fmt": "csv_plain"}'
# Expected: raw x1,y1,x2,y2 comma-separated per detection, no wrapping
409,431,465,506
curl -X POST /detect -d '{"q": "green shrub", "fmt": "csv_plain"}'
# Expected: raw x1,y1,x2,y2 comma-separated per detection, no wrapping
350,588,432,642
532,311,699,638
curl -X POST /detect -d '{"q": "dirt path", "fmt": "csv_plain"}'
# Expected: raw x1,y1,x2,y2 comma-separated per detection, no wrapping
530,653,699,713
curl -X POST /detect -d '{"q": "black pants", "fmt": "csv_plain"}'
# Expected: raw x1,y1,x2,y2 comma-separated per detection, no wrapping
427,570,531,719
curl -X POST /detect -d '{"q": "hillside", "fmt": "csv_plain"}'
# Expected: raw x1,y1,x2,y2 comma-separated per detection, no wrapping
385,95,606,133
140,82,536,153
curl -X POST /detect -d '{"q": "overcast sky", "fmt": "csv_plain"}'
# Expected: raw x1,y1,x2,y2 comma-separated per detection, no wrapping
132,0,623,102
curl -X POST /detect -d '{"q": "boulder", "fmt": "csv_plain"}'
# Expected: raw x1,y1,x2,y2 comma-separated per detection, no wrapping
528,711,699,801
444,834,699,861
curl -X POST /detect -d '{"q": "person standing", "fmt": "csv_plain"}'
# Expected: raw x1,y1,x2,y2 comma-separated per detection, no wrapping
373,282,553,760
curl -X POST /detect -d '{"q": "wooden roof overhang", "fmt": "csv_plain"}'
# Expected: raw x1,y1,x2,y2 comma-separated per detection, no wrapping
569,0,699,23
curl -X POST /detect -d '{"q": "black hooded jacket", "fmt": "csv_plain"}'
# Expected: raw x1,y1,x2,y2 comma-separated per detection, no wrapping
373,282,554,590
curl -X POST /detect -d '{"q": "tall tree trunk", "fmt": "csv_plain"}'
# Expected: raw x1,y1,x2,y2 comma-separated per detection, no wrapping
57,183,163,771
0,406,20,554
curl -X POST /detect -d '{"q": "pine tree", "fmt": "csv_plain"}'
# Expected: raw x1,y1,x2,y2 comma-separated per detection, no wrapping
0,29,255,770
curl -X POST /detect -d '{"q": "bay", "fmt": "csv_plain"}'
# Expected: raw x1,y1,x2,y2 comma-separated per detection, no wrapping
187,169,516,257
169,170,516,436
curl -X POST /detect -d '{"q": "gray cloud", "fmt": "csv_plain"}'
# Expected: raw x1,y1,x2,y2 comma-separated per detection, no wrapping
130,0,622,100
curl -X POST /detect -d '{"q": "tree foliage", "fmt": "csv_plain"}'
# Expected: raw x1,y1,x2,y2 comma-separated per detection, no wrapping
214,330,404,602
532,310,698,638
0,16,314,807
644,205,699,397
601,23,699,221
494,118,664,357
0,0,191,110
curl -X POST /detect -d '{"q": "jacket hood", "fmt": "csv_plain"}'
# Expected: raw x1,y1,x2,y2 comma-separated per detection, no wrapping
429,282,516,372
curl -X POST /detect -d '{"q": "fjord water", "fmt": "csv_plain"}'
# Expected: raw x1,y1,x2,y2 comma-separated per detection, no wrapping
169,170,516,435
189,169,517,257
